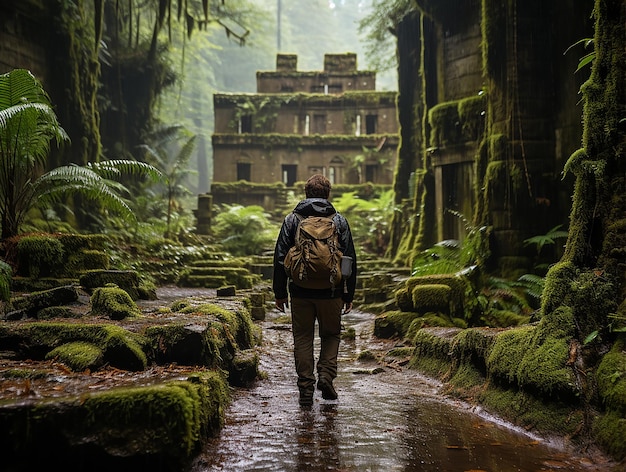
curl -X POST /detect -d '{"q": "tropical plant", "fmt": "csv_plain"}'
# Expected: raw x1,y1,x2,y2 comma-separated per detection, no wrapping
137,125,197,238
0,69,163,239
523,224,568,255
0,69,69,238
212,204,278,256
331,189,396,256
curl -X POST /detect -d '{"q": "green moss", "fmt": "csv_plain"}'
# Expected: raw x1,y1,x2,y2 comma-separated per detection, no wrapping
37,306,75,319
569,270,617,340
482,309,530,327
374,310,422,338
357,349,376,360
541,261,578,316
406,314,454,341
90,285,140,320
45,341,104,372
486,325,535,385
596,336,626,415
448,362,486,395
21,322,146,371
428,100,460,146
80,270,140,300
411,284,452,313
479,386,584,437
394,287,413,311
82,371,229,461
592,410,626,460
171,299,191,312
17,235,64,278
516,335,576,397
458,93,487,141
410,328,460,379
341,326,356,341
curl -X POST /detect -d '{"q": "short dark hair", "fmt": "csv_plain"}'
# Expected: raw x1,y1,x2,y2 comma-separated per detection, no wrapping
305,174,331,199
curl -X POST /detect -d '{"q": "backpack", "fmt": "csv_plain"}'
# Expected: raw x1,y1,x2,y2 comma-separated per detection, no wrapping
283,213,343,289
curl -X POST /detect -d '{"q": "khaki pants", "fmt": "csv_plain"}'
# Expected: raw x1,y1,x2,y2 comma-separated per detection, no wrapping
291,297,343,393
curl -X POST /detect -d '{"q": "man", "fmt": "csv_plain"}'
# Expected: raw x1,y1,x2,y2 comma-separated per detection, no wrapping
273,174,357,407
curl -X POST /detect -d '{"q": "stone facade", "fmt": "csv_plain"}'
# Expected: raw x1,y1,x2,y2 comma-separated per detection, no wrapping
212,53,399,187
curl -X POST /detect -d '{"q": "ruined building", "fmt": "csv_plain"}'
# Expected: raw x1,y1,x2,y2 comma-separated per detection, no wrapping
211,53,399,189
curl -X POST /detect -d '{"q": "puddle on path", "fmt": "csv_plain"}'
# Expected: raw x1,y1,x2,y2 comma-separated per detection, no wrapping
190,306,615,472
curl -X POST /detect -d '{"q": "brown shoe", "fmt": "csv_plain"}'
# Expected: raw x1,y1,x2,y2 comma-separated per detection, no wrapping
317,378,337,400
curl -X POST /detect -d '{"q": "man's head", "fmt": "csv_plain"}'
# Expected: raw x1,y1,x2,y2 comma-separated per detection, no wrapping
305,174,331,199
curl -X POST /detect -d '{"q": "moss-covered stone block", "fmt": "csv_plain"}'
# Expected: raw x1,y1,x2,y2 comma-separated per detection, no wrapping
410,327,461,379
0,370,229,470
45,341,104,372
90,285,141,320
17,235,64,278
229,348,259,387
411,284,452,313
0,322,147,372
10,285,79,318
374,310,423,338
428,100,461,146
405,274,468,317
395,287,413,311
80,270,140,300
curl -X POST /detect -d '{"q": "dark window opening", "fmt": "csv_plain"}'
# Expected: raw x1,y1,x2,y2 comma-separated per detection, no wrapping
237,163,251,181
280,85,294,92
365,115,377,134
282,165,297,187
328,84,343,94
365,164,377,183
310,85,325,93
240,115,252,133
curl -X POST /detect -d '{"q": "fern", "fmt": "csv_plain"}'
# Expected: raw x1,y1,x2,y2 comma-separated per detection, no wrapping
524,225,568,255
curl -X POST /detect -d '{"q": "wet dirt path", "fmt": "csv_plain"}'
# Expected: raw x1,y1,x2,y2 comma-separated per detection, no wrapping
184,299,615,472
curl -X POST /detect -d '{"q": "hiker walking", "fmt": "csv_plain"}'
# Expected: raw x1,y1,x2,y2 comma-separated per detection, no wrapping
273,174,357,407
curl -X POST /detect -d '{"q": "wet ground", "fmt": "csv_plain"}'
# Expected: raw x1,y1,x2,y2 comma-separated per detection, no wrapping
187,298,617,472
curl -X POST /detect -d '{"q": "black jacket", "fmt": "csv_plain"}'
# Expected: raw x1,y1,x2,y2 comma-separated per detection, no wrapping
273,198,357,303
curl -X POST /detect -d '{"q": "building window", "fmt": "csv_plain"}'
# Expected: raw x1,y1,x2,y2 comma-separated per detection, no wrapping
313,115,326,134
239,115,252,133
237,162,251,181
282,165,297,187
329,157,344,184
280,85,294,92
365,164,378,183
365,114,377,134
355,115,361,136
310,85,325,93
328,84,343,94
365,115,378,134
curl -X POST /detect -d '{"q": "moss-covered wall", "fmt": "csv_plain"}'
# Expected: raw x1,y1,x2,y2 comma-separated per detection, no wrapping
390,0,594,272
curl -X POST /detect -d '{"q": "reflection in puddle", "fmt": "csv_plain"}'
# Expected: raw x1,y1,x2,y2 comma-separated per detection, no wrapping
193,309,614,471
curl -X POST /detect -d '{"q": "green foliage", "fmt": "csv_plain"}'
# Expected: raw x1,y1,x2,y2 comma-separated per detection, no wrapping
524,225,569,255
212,205,278,256
331,189,395,256
138,125,197,238
0,69,163,239
0,69,69,239
0,260,11,303
17,235,64,278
